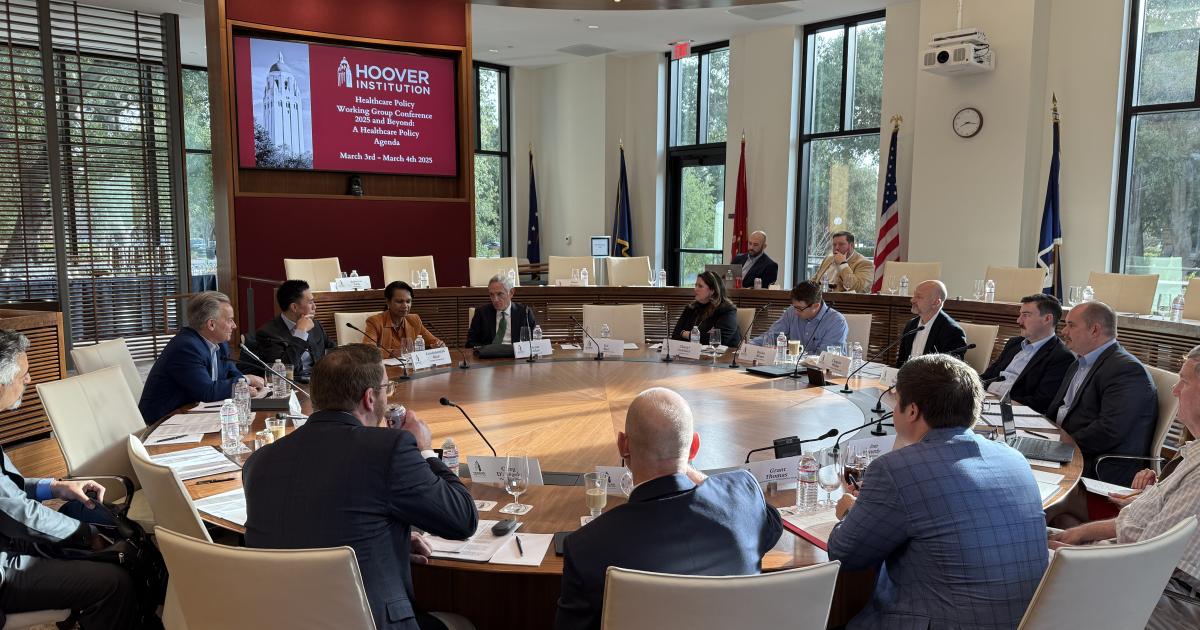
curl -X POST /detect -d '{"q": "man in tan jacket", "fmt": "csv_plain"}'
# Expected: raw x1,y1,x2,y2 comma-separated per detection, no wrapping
811,231,874,293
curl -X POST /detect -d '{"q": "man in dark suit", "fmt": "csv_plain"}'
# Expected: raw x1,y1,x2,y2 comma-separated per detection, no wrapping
730,230,778,289
254,279,335,382
1046,300,1157,486
555,387,783,630
243,344,478,630
979,293,1075,414
895,280,968,367
829,354,1048,630
465,274,537,347
139,291,265,424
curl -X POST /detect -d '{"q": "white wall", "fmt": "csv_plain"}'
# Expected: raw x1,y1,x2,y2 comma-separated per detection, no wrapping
877,1,921,263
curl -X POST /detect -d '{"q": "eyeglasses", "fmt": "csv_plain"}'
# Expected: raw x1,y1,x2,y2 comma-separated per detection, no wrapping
793,302,818,314
375,381,396,397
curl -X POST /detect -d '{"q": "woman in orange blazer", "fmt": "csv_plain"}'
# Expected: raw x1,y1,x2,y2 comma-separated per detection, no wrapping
362,281,443,353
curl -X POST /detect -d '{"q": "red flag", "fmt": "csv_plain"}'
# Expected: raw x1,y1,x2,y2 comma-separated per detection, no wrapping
730,135,748,259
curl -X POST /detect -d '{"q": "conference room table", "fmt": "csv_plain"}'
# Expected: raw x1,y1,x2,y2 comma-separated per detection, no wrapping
149,347,1083,629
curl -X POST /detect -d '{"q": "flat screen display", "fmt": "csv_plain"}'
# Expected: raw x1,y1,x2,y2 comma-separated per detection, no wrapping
233,34,458,176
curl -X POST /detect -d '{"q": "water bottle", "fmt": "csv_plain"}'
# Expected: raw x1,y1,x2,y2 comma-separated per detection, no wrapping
851,342,864,374
1171,294,1185,322
600,323,611,339
775,332,788,366
899,275,910,296
270,359,285,397
413,335,426,353
532,324,543,358
233,377,252,432
657,269,667,287
442,437,460,476
419,268,429,289
797,453,819,511
580,267,589,287
507,268,517,286
724,269,734,288
1082,285,1095,302
754,278,762,289
220,399,241,455
349,269,358,277
984,279,996,303
691,325,702,348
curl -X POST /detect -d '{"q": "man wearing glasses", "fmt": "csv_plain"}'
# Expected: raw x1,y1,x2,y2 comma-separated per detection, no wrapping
750,281,848,354
243,344,478,630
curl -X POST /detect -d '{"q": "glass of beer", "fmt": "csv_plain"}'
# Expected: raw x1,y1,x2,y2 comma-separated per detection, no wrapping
583,472,608,518
787,340,803,358
265,417,287,441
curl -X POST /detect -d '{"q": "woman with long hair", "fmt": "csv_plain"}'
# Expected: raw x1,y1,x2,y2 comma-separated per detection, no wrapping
671,270,741,346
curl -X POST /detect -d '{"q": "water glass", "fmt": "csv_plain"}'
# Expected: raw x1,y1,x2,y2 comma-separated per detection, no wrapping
817,449,842,507
708,329,722,361
973,279,985,301
500,453,532,515
583,472,608,517
1156,294,1171,318
266,417,287,442
1067,286,1081,306
827,344,846,356
647,269,657,286
571,268,581,284
886,279,898,295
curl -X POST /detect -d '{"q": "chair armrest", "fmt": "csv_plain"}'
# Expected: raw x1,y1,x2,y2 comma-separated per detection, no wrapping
1096,455,1166,477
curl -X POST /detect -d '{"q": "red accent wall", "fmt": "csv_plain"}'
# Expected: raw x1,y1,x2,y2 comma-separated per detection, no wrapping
226,0,467,48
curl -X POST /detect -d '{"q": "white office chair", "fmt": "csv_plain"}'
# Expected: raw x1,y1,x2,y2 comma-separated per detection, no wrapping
382,255,437,288
333,312,375,345
600,561,840,630
1096,365,1180,478
1184,278,1200,320
582,304,646,346
605,256,653,287
880,261,942,293
468,256,520,288
4,609,71,629
1018,516,1197,629
985,266,1047,303
844,313,872,350
548,256,597,284
735,307,758,344
1086,271,1159,314
959,323,999,372
70,337,143,400
284,257,343,291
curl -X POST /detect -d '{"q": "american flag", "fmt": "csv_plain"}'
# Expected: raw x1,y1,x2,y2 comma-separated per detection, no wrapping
871,121,902,293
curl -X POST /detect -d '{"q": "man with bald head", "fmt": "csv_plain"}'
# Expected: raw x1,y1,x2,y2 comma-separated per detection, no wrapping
1046,300,1157,485
554,388,783,630
895,280,968,367
731,230,778,289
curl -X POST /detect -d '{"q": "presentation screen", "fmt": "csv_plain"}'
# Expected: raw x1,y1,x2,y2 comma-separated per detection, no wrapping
233,34,458,176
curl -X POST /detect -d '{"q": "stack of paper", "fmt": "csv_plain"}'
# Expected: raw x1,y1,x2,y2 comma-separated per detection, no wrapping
781,508,840,551
426,519,546,566
150,446,241,480
194,488,247,526
146,413,223,445
1081,477,1136,497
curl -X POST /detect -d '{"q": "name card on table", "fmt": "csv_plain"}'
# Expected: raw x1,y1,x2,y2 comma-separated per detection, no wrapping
466,456,545,486
554,279,586,287
330,276,372,291
595,466,633,496
661,338,702,360
738,343,776,364
407,347,453,370
742,456,801,484
583,338,626,357
827,354,853,377
842,434,896,458
513,339,554,359
878,366,900,387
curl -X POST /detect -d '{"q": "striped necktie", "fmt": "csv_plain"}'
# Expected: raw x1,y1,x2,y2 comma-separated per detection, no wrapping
494,312,507,344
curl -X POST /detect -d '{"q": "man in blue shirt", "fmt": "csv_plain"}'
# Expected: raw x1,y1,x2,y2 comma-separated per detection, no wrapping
828,354,1048,629
978,293,1074,414
751,281,848,353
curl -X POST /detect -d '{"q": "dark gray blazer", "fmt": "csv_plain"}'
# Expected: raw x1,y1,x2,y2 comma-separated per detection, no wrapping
979,335,1075,415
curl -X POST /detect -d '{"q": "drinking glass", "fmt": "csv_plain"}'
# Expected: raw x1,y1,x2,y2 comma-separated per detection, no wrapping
708,329,722,362
1156,294,1171,318
1067,286,1081,306
520,325,531,345
843,451,869,492
817,449,842,507
973,279,985,301
617,469,634,497
571,268,581,284
648,269,657,287
500,453,531,515
265,417,287,441
827,344,845,356
583,472,607,517
886,279,898,295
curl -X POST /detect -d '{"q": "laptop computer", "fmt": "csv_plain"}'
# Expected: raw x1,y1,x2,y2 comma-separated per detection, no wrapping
1000,401,1074,464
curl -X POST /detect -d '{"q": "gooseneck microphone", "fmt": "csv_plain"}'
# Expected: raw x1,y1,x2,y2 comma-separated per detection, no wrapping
981,374,1006,387
439,397,496,456
239,342,311,398
938,342,977,357
418,319,470,370
831,418,887,456
729,304,770,369
838,325,926,394
345,322,410,379
872,384,896,414
744,428,839,463
569,315,604,361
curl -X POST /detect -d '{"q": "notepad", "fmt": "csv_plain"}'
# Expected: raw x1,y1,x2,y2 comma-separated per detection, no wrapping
781,508,840,551
427,520,521,563
488,533,553,567
194,488,247,526
1081,477,1135,497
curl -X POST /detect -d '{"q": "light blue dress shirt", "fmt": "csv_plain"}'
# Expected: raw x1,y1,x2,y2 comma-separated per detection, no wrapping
992,333,1054,399
282,315,313,377
752,304,848,353
203,338,219,382
1055,338,1117,425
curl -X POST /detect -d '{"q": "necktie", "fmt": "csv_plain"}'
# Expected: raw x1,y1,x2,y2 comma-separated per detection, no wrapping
494,312,507,344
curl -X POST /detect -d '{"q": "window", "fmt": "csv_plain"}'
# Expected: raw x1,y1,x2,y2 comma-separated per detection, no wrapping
667,43,729,285
183,68,215,287
796,13,886,281
474,63,509,259
1115,0,1200,308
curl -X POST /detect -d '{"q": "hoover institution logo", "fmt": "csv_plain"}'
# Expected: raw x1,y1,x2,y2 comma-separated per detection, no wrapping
337,57,351,89
334,55,433,95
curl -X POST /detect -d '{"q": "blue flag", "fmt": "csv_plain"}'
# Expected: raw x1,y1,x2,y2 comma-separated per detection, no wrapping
527,150,541,264
1037,97,1062,299
611,146,633,257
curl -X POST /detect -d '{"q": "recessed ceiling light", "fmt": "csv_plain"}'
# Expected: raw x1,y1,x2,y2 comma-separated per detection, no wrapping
488,49,499,53
587,25,599,29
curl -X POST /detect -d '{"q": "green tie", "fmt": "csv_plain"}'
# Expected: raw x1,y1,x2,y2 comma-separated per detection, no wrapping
494,312,507,344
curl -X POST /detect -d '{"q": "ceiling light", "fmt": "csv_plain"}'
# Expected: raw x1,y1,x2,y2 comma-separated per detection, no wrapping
488,49,500,53
588,25,599,29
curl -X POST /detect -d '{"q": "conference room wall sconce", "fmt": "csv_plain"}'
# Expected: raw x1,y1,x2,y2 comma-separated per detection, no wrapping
348,174,364,196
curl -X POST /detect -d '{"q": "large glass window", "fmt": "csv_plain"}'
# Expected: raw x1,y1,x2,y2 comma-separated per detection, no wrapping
182,68,215,286
667,43,729,285
474,63,509,259
797,13,886,280
1116,0,1200,307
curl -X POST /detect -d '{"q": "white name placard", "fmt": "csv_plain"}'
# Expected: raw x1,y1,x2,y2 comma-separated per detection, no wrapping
513,339,554,358
407,347,452,370
827,354,853,376
595,465,632,496
843,434,896,458
465,456,545,486
583,337,626,356
330,276,372,291
878,366,900,387
738,343,776,364
742,456,800,484
661,338,702,360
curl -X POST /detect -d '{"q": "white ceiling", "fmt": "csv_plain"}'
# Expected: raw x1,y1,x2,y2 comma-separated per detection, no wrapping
71,0,894,68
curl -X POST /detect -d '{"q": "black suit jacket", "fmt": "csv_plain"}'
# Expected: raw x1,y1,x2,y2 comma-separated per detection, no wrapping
555,471,782,630
243,410,477,630
1045,343,1158,485
671,301,741,346
465,302,537,348
254,315,335,380
731,252,778,289
979,335,1075,415
895,310,968,367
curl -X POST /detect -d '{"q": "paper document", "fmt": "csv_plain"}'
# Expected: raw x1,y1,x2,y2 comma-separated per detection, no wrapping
489,533,553,567
150,446,241,481
781,508,840,551
1032,470,1065,486
162,413,222,433
1028,459,1062,469
194,488,247,526
1037,482,1061,502
623,343,638,350
560,343,581,350
144,432,203,446
1014,417,1059,430
188,401,226,413
427,520,522,562
383,358,403,367
1081,477,1135,497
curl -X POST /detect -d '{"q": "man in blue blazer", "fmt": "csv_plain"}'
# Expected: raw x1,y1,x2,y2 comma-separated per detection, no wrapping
828,354,1048,630
138,291,264,423
555,388,783,630
243,344,478,630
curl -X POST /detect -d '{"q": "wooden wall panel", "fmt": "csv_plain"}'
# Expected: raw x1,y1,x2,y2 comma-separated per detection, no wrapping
0,310,66,444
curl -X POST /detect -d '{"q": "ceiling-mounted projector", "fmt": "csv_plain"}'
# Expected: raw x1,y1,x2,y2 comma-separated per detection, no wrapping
921,28,994,76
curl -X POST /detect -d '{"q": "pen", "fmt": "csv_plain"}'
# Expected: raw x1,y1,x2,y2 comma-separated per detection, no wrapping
195,477,236,485
150,434,192,443
515,535,524,557
1024,430,1053,440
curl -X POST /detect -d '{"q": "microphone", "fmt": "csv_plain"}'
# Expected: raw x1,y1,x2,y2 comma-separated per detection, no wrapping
345,322,410,379
871,410,895,436
729,305,769,369
439,397,496,456
937,342,976,358
839,325,926,394
239,342,311,398
569,315,604,361
872,384,895,413
524,307,536,363
744,428,839,463
419,319,470,370
831,418,886,456
981,374,1006,387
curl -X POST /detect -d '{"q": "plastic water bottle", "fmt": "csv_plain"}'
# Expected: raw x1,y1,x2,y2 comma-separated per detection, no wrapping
580,267,589,287
507,268,517,286
220,399,241,455
1171,294,1185,322
851,342,864,374
657,269,667,287
754,278,762,289
1082,285,1095,302
775,332,788,366
349,269,358,277
233,377,251,432
984,279,996,303
899,275,910,296
419,268,429,289
414,335,426,353
601,323,611,339
532,324,543,358
725,269,734,288
691,325,702,347
797,453,819,511
271,359,291,398
442,437,459,476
